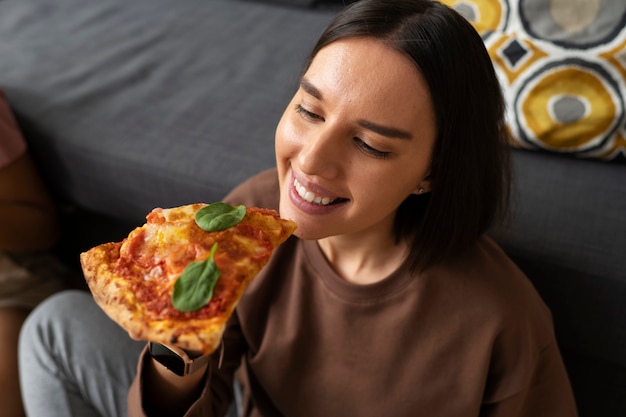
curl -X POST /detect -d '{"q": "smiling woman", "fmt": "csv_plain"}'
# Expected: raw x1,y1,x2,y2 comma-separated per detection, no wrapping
19,1,578,416
295,1,512,274
275,37,437,255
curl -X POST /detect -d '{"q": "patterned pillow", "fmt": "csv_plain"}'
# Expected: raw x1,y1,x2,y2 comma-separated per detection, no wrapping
441,0,626,162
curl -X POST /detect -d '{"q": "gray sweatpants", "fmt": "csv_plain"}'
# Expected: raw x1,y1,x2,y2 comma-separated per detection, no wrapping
18,290,145,417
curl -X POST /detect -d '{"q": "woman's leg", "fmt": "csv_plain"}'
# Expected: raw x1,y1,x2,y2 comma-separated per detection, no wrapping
19,290,145,417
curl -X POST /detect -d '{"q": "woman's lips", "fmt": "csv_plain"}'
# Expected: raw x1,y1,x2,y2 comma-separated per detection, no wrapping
288,174,348,214
294,178,338,205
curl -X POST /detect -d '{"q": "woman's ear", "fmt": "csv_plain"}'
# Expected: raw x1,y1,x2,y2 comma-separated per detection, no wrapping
413,183,430,195
412,172,432,195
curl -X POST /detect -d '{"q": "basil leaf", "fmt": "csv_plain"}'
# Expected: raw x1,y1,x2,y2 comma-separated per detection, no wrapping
195,202,246,232
172,243,220,312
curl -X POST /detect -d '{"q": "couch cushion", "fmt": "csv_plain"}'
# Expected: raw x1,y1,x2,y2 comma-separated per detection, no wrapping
441,0,626,162
491,149,626,368
0,0,335,226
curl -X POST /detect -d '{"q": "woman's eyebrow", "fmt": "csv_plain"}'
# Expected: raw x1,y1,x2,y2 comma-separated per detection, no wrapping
300,78,323,100
300,77,413,140
357,119,413,140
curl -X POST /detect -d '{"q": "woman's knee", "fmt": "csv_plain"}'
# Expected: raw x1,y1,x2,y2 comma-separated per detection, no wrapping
19,289,108,362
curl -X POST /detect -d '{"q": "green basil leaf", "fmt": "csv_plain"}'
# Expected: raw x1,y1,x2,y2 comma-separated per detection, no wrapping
195,202,246,232
172,243,220,312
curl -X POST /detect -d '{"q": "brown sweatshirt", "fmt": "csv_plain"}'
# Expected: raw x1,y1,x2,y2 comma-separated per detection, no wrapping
128,169,578,417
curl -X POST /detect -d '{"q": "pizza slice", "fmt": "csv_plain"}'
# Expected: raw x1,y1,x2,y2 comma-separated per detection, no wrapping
80,203,297,354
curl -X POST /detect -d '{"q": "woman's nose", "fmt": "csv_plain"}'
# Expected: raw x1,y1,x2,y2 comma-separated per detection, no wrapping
297,123,342,178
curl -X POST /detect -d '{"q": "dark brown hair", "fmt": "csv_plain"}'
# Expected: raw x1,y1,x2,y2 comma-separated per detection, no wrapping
303,0,511,271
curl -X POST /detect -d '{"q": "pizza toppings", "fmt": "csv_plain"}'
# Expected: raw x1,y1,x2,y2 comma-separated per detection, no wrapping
170,203,247,312
195,202,246,232
172,243,221,313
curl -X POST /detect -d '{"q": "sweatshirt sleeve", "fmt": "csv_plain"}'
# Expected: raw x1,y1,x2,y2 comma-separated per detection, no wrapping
127,347,221,417
127,347,146,416
128,316,247,416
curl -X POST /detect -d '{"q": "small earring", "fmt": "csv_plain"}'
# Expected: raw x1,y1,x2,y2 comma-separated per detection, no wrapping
418,188,425,194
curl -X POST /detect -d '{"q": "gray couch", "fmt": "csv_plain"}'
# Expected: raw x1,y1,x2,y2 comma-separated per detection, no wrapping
0,0,624,416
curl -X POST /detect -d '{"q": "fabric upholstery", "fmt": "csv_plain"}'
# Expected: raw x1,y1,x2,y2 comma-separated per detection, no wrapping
0,0,334,225
493,149,626,365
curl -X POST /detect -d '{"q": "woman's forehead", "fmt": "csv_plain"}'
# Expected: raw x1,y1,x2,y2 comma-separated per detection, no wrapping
308,39,426,96
304,38,434,128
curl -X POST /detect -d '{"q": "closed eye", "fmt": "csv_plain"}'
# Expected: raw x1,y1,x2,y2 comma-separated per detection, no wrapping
354,137,390,159
295,104,324,122
295,104,390,159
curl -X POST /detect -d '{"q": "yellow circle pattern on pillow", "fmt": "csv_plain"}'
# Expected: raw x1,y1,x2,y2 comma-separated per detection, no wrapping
441,0,626,161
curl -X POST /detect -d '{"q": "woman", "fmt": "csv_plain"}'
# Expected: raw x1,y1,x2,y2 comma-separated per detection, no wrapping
19,1,578,416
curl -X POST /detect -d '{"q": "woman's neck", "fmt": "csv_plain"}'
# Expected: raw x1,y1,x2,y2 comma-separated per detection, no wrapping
317,230,409,285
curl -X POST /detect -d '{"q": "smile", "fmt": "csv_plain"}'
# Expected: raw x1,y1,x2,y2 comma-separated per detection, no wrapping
293,178,343,206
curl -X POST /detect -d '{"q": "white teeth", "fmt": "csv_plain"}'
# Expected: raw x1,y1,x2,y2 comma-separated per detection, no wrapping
294,179,335,205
